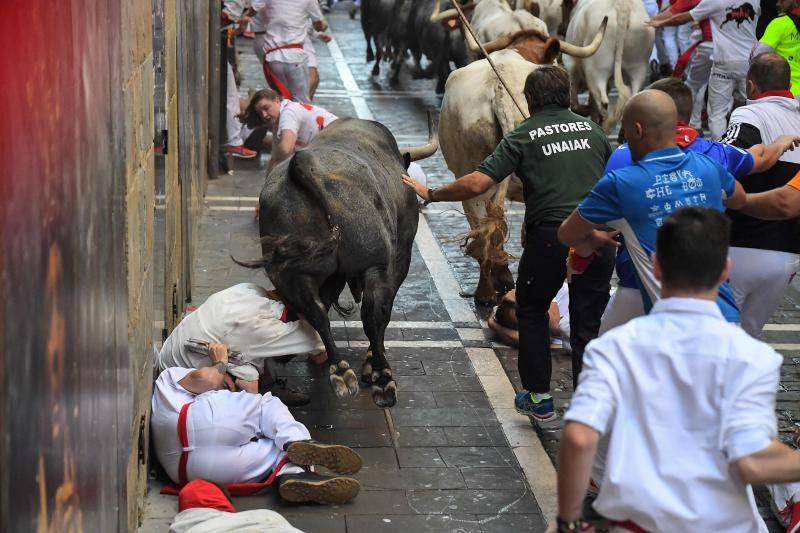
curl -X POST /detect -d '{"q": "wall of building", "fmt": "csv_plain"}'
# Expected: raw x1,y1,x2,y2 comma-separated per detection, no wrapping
0,0,213,530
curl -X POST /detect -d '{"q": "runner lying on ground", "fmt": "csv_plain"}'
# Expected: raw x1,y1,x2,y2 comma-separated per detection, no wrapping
152,343,362,506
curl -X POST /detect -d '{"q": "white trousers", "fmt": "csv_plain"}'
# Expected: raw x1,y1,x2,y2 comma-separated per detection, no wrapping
707,60,748,140
729,247,800,338
226,63,244,146
154,389,310,485
599,286,645,335
685,42,713,129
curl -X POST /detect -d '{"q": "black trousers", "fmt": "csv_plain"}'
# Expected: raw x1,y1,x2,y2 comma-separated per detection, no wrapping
516,223,615,393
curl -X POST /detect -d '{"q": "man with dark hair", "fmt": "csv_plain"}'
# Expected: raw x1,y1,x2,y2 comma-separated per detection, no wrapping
556,206,800,532
598,79,798,333
559,90,746,324
403,65,614,421
721,53,800,337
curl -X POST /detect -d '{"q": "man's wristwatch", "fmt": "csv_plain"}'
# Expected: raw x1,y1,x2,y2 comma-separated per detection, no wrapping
424,187,437,206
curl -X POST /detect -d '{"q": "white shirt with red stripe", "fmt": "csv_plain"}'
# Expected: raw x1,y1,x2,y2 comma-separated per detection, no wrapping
157,283,324,381
275,100,338,147
252,0,323,63
151,367,310,485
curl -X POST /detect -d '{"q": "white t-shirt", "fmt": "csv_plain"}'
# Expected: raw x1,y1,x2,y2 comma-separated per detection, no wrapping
157,283,324,381
274,100,338,147
690,0,759,62
565,297,780,532
253,0,323,63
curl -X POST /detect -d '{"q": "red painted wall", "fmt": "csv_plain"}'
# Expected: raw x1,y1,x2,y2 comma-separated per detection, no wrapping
0,1,132,530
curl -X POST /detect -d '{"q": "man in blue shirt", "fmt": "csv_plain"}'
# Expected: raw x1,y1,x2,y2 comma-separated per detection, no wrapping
598,78,800,332
559,89,746,324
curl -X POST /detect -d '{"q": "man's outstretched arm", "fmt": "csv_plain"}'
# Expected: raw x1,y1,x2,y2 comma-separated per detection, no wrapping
402,171,496,203
740,184,800,219
558,210,620,257
178,343,230,394
747,135,800,174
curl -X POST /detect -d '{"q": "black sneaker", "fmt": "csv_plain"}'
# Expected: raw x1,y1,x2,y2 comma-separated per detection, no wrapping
269,378,311,407
278,471,360,505
285,440,363,474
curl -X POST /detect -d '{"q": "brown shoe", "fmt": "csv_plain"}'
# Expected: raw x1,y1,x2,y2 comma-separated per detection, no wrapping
278,471,360,505
285,441,363,475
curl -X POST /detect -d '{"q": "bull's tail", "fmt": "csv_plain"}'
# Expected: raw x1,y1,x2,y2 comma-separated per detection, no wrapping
232,151,339,275
607,0,631,130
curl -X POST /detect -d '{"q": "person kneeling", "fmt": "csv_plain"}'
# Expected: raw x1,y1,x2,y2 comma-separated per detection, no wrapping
152,343,362,505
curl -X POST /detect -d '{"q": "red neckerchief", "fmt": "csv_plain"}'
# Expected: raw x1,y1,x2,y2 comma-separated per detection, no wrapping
792,7,800,16
756,90,796,99
675,122,699,147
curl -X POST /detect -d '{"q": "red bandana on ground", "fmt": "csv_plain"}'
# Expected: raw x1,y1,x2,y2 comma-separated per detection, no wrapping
178,480,236,513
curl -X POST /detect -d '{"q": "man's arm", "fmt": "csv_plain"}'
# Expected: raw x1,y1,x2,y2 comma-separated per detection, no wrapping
402,171,496,203
647,11,692,27
267,130,298,172
732,439,800,485
557,422,601,521
747,135,800,174
558,210,620,257
723,180,747,210
740,185,800,219
178,343,229,394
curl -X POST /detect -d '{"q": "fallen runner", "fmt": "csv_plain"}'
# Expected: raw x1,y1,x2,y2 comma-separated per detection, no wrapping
152,343,362,505
157,283,327,406
487,284,572,352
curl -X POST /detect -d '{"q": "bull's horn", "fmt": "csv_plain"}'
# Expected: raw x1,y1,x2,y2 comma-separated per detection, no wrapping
558,16,608,58
400,112,439,162
431,7,459,22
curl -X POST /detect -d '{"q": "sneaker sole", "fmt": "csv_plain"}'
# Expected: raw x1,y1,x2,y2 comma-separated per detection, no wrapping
230,153,257,159
279,476,360,505
514,405,557,422
287,442,363,475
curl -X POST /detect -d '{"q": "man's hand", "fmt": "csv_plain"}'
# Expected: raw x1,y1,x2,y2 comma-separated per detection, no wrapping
645,18,664,28
208,342,229,365
402,174,429,202
318,33,332,43
775,134,800,155
222,372,237,392
235,378,259,394
237,15,251,34
573,229,620,258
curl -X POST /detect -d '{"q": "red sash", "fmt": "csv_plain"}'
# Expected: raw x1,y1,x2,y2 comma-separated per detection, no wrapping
609,520,650,532
160,401,292,496
261,43,305,100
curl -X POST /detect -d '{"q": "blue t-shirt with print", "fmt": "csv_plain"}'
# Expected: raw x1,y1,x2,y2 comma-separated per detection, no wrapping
605,140,753,290
579,146,741,322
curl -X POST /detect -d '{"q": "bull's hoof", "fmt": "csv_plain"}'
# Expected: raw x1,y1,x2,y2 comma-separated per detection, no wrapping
329,361,359,400
371,63,380,77
370,369,397,408
366,49,375,62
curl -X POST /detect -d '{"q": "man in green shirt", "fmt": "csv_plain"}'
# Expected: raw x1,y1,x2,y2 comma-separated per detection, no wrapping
402,65,615,421
753,0,800,95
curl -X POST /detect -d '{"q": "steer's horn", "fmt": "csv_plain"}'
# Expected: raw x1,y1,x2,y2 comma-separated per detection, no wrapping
558,16,608,58
477,33,515,55
399,112,439,162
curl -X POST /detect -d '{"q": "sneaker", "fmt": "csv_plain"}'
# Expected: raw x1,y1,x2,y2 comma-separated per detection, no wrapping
226,145,258,159
278,471,360,505
285,440,363,474
515,391,556,422
269,378,311,407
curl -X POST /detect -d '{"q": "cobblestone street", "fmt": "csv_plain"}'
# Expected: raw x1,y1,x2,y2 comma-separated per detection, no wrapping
140,3,800,531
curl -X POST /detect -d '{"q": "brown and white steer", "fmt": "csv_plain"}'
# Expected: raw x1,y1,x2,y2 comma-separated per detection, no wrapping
438,20,607,305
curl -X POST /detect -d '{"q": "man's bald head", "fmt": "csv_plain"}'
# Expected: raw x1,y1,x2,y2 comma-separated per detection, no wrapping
622,90,678,161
